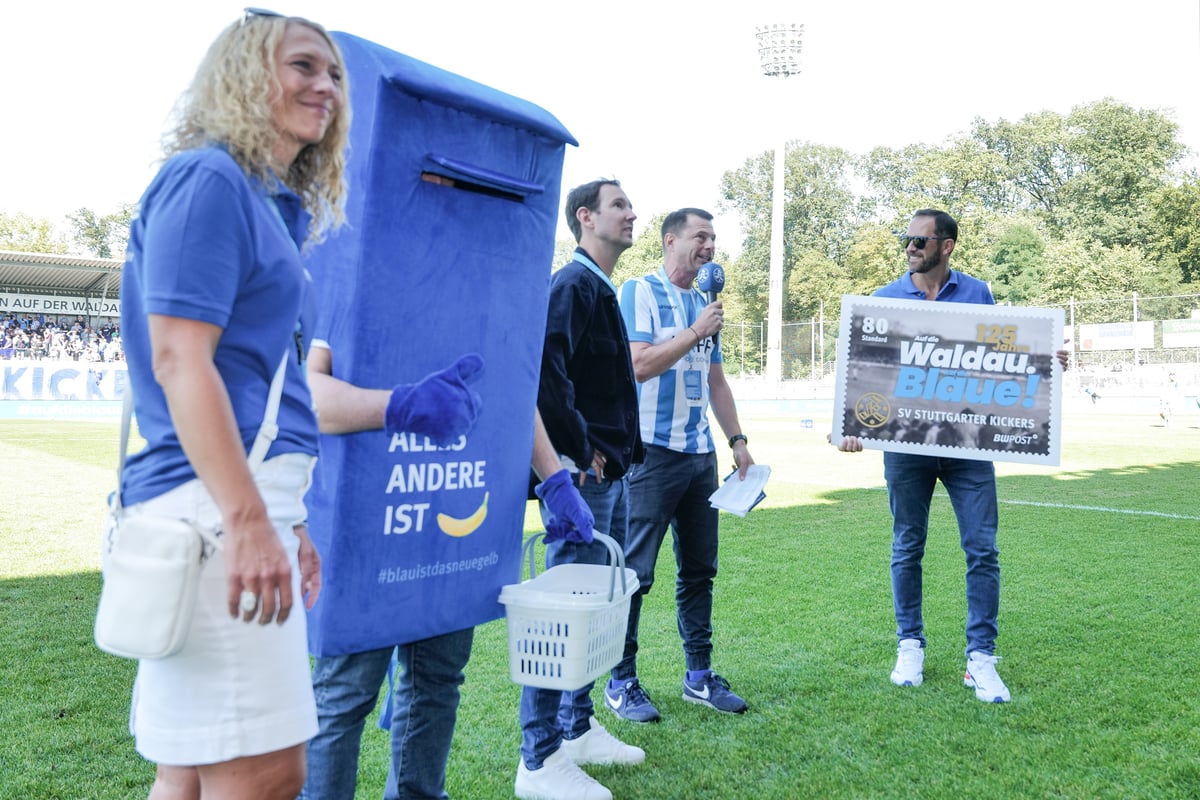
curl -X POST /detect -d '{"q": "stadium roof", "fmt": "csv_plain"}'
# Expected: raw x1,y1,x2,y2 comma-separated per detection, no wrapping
0,249,123,298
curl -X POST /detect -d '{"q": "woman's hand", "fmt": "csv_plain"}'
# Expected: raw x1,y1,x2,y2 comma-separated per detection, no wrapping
224,513,294,625
294,523,322,609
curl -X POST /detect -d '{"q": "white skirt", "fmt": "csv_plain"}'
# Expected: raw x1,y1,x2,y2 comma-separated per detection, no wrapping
129,452,319,766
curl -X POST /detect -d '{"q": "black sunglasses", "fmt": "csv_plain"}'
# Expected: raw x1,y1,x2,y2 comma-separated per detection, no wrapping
895,233,951,250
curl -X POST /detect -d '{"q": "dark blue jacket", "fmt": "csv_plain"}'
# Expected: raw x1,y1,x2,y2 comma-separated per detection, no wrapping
538,249,643,478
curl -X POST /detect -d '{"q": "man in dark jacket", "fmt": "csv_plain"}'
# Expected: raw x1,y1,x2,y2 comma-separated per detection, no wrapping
515,179,646,800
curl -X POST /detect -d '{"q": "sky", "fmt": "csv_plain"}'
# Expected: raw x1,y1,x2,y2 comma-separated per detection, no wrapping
5,0,1199,250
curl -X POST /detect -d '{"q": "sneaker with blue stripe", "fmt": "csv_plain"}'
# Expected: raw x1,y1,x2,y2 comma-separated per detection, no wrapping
604,678,661,723
682,671,747,714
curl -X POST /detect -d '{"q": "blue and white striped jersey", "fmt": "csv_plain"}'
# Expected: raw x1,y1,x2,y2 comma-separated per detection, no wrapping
619,269,723,454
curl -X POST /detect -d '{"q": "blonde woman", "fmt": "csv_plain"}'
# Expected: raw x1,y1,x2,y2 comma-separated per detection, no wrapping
118,10,348,798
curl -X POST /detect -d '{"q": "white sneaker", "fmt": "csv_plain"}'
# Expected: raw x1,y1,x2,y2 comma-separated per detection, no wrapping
964,651,1011,703
515,747,612,800
560,716,646,765
890,639,924,687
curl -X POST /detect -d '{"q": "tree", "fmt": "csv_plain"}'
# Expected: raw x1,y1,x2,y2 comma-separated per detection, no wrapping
722,142,864,263
843,224,905,296
725,240,770,321
859,139,1016,223
0,211,67,254
551,238,576,273
67,204,134,259
987,222,1046,305
720,140,866,342
1039,235,1181,315
971,99,1183,247
1038,235,1095,310
612,212,667,288
1060,100,1183,247
785,248,840,321
1149,178,1200,284
971,110,1074,220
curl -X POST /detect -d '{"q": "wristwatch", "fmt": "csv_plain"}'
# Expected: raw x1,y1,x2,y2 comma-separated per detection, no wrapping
728,434,748,448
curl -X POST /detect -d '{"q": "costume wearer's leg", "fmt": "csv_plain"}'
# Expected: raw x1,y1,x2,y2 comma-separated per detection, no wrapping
384,627,474,800
541,476,628,739
940,458,1000,656
883,452,939,646
612,447,690,682
521,475,629,765
301,648,395,800
671,451,719,672
520,685,569,770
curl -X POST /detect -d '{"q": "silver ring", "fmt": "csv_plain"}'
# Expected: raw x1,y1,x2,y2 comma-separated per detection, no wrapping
239,590,259,613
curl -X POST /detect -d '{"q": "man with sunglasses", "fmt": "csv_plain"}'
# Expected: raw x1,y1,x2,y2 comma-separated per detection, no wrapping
841,209,1026,703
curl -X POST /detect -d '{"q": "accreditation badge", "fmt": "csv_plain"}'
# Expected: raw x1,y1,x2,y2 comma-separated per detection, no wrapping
832,295,1065,465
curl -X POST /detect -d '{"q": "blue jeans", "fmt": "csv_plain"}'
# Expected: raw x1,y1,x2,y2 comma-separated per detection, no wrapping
519,473,628,769
300,627,474,800
613,446,719,681
883,452,999,656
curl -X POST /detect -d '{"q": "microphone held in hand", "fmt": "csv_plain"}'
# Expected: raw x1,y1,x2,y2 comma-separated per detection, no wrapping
696,262,726,305
696,262,726,348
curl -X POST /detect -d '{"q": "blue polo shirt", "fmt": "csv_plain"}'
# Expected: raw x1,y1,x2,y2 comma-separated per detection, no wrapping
874,269,995,305
120,146,319,505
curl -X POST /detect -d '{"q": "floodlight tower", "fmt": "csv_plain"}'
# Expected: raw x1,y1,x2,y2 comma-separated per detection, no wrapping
755,22,803,385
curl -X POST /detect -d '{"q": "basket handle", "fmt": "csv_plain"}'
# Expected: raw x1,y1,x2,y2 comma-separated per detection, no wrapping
521,530,628,603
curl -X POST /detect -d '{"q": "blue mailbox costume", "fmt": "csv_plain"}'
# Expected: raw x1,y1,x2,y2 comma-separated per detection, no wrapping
298,32,576,800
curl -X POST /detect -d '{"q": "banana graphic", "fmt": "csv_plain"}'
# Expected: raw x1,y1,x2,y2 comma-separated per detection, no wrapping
437,492,489,538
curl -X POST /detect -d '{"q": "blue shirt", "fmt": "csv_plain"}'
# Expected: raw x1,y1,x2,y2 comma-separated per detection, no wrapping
120,147,319,505
619,269,722,454
874,269,995,305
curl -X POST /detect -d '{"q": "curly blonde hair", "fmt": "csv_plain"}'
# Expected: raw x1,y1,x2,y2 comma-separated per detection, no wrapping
162,12,350,242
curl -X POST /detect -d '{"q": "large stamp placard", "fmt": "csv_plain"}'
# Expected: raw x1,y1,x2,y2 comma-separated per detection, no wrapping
832,295,1064,465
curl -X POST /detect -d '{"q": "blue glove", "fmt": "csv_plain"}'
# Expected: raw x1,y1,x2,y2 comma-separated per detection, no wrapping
536,468,595,544
544,516,592,544
385,354,483,445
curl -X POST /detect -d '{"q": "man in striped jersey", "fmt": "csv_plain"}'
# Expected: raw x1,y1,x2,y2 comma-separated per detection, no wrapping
605,208,755,723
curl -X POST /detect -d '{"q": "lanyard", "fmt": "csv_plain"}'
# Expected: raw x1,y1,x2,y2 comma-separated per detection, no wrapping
571,251,616,294
658,266,698,328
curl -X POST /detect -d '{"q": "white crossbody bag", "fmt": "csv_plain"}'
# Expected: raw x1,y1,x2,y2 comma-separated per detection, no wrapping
94,354,288,660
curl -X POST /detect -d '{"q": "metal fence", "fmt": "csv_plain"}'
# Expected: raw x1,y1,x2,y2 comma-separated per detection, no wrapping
722,292,1200,383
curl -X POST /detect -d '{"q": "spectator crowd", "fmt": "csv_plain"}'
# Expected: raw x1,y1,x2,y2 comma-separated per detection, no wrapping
0,312,123,362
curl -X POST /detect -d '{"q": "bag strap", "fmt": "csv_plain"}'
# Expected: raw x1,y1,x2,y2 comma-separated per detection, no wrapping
246,352,289,469
115,352,290,515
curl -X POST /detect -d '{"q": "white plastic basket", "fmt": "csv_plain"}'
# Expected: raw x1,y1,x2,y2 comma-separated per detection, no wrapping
498,531,639,691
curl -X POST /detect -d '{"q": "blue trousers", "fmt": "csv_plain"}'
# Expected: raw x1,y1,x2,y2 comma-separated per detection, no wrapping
300,627,474,800
613,446,719,681
519,474,628,769
883,452,1000,657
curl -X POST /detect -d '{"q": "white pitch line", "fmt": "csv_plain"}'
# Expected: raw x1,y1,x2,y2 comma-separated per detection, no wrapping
1001,499,1200,521
786,480,1200,521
